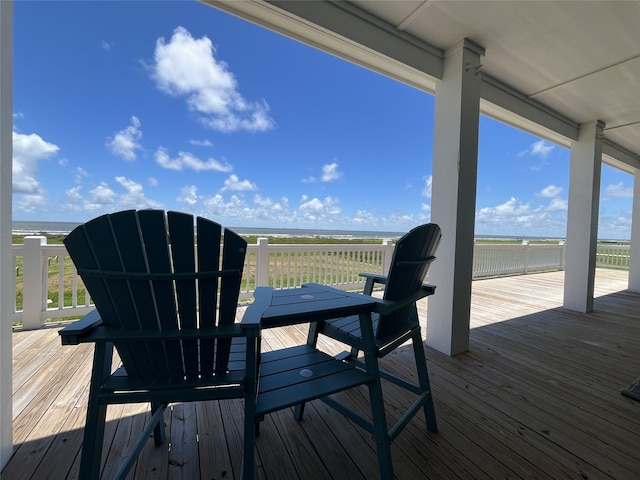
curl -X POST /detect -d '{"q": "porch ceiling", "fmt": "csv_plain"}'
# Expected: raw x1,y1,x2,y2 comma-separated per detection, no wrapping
203,0,640,171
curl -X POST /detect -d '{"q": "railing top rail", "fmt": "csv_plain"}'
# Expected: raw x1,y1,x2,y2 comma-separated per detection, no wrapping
263,243,387,252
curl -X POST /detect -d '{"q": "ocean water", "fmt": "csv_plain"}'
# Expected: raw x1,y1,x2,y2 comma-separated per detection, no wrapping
11,220,406,239
12,220,581,242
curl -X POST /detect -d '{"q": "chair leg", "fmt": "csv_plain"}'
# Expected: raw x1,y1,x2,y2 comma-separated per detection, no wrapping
242,406,256,480
293,322,322,421
366,359,394,480
79,402,107,480
242,335,258,480
412,332,438,433
151,402,166,445
292,402,305,420
80,343,111,479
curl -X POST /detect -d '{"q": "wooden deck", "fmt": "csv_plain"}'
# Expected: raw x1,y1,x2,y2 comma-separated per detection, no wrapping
4,269,640,479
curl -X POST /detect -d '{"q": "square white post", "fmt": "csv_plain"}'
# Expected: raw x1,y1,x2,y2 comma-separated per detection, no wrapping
563,121,604,312
256,237,270,287
427,39,483,356
629,170,640,292
21,236,47,330
0,0,13,469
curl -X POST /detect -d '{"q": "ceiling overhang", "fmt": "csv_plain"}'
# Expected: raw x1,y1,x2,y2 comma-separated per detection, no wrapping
202,0,640,172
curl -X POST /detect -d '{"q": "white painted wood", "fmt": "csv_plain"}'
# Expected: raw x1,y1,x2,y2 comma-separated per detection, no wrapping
0,0,13,470
21,237,46,330
629,170,640,291
203,0,441,94
427,39,483,356
563,121,604,312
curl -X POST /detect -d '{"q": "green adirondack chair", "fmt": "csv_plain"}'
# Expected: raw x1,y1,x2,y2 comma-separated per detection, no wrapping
59,210,259,480
293,223,441,479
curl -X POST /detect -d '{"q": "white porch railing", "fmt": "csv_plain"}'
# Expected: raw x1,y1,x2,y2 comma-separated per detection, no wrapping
11,237,396,329
472,242,566,279
595,244,631,269
12,236,629,330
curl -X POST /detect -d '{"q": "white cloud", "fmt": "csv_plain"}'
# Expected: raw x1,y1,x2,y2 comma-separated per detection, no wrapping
189,139,213,147
531,140,554,158
537,184,562,198
253,194,289,220
74,167,89,184
477,197,537,227
61,184,118,213
13,130,59,194
101,40,114,51
422,175,432,198
297,196,341,221
14,193,48,214
89,183,117,205
547,197,567,212
61,177,162,214
604,182,633,198
221,174,257,192
520,139,555,159
61,186,84,212
321,162,342,182
202,193,251,221
376,211,424,230
12,130,58,212
114,176,162,209
493,197,533,216
151,26,274,133
148,177,158,187
476,196,568,237
107,116,142,161
351,209,378,226
177,185,199,208
599,208,632,240
154,147,232,172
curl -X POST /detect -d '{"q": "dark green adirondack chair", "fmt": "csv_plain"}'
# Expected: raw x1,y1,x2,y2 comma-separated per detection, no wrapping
59,210,259,480
294,223,441,479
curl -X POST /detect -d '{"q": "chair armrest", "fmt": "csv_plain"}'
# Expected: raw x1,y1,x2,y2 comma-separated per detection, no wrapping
242,287,273,330
360,272,387,295
59,309,103,345
374,284,436,316
360,272,388,284
79,323,249,344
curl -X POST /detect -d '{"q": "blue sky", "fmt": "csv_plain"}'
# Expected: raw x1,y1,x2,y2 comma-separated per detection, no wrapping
12,1,633,239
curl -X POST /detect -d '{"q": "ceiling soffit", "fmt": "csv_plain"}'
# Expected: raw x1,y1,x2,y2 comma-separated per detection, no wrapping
204,0,640,170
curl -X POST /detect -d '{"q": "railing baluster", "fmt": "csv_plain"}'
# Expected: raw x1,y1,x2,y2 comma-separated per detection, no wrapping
57,255,64,309
71,260,78,307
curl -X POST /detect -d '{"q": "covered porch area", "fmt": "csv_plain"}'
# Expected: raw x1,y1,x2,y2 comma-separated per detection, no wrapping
4,268,639,479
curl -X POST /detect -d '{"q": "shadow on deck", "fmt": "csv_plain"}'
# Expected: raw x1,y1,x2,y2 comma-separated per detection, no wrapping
4,269,640,479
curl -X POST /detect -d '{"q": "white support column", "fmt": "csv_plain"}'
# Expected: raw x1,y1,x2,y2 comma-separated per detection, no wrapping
427,38,484,356
0,0,13,470
629,170,640,292
563,121,604,312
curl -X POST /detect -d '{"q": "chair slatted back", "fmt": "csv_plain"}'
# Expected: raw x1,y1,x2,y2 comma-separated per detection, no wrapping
377,223,441,339
64,210,247,381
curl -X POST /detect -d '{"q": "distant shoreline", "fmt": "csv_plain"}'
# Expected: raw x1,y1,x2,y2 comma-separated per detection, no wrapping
11,220,405,240
11,220,627,243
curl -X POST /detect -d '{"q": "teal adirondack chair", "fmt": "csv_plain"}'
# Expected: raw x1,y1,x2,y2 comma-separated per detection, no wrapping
294,223,441,479
59,210,259,480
